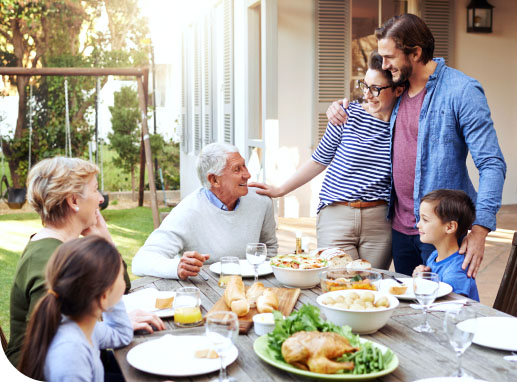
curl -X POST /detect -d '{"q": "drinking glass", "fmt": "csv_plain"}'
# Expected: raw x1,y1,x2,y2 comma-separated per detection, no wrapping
205,311,239,382
444,307,477,377
173,287,202,327
219,256,241,287
246,243,267,282
413,271,440,333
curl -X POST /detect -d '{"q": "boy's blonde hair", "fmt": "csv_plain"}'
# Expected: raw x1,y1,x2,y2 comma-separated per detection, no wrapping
27,157,99,226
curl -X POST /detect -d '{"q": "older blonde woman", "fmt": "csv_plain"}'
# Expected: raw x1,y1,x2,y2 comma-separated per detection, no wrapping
6,157,164,368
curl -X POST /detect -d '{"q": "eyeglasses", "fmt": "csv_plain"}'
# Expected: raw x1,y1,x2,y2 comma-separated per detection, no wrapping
358,80,391,97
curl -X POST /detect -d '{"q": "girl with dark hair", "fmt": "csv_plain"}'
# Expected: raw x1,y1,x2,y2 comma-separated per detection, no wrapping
250,52,404,270
18,236,133,381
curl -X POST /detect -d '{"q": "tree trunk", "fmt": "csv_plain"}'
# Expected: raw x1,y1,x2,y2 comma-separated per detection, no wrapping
131,163,135,201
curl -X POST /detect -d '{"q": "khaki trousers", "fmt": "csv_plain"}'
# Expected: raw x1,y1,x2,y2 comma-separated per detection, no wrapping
316,203,392,270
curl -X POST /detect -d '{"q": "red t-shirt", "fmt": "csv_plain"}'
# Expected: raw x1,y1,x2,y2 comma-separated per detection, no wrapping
392,88,426,235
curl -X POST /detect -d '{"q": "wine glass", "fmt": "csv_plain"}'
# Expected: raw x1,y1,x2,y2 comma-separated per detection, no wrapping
413,271,440,333
246,243,267,282
205,311,239,382
444,307,477,377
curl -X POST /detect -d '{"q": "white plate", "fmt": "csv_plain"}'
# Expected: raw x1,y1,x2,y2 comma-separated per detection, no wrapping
209,260,273,277
459,316,517,352
122,288,176,318
413,378,488,382
127,334,238,377
378,278,453,300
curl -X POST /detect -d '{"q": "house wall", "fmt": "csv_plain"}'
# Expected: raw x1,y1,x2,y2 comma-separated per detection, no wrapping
452,0,517,205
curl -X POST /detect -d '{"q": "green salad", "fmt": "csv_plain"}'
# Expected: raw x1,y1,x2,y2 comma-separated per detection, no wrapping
267,304,394,375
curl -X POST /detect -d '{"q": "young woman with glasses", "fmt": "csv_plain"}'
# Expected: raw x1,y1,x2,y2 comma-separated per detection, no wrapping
249,52,404,270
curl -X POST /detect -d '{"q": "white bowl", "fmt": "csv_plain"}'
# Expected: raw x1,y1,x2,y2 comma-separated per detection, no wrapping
253,313,276,336
272,265,329,289
317,290,399,334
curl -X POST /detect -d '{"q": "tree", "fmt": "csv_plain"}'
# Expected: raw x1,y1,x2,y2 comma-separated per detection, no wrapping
108,85,140,199
0,0,150,187
150,134,180,190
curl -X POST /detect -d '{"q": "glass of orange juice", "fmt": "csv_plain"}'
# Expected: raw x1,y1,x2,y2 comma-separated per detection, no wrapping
173,287,203,327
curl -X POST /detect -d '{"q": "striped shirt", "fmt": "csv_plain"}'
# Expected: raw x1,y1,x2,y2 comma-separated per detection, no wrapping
312,102,391,213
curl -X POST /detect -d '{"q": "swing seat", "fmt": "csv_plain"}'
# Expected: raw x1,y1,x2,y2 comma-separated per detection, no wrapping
1,175,27,209
6,188,27,209
99,192,109,210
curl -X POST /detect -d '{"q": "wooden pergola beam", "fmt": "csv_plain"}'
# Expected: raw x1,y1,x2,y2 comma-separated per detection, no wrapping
0,66,161,228
0,67,146,76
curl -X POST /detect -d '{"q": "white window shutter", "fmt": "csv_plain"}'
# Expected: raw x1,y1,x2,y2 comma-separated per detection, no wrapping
315,0,350,144
194,25,202,153
223,0,234,144
181,32,189,153
422,0,453,66
202,14,213,147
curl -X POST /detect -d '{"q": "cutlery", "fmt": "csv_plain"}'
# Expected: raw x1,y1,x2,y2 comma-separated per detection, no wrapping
504,353,517,362
385,274,405,284
409,299,469,310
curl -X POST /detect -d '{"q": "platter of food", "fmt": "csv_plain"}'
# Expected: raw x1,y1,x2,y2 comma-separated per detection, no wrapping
253,305,398,380
208,276,300,333
126,334,238,376
209,260,273,277
378,278,452,300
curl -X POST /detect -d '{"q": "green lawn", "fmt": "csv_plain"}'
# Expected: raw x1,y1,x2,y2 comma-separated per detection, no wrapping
0,206,168,342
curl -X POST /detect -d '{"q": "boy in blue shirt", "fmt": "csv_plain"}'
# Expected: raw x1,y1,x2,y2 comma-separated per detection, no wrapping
413,189,479,301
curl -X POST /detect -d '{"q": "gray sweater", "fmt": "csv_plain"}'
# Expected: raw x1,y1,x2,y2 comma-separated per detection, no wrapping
132,187,278,279
44,301,133,382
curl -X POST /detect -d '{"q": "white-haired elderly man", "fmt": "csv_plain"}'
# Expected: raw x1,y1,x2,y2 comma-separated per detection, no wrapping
132,142,278,280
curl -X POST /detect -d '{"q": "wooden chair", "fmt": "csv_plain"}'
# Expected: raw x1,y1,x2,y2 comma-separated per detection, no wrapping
493,231,517,316
1,323,7,352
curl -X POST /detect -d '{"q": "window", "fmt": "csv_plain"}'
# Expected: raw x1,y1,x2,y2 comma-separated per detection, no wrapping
350,0,408,102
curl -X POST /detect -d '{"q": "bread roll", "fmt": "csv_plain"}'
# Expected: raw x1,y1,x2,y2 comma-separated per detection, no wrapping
317,248,353,269
389,285,408,295
224,275,250,316
231,299,250,317
224,275,246,306
246,282,265,308
257,288,279,313
346,259,372,271
155,296,174,310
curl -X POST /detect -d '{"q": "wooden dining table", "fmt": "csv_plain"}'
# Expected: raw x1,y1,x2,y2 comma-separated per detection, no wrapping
114,266,517,381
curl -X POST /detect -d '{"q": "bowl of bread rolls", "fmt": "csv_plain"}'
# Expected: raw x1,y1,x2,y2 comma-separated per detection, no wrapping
270,254,330,289
317,289,399,334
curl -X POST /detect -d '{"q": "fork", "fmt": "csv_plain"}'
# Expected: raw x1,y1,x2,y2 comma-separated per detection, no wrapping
388,274,405,284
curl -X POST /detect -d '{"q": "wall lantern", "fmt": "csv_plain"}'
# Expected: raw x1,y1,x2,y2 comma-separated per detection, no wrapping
467,0,494,33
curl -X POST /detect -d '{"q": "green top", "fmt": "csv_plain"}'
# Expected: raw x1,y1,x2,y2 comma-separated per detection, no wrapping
6,237,131,367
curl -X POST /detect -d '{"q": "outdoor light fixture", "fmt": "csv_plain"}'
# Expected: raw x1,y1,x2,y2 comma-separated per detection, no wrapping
467,0,494,33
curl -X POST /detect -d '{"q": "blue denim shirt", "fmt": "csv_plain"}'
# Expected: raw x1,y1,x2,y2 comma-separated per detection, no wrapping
388,58,506,232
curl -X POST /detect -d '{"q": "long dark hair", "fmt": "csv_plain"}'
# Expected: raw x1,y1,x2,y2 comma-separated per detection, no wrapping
18,236,122,380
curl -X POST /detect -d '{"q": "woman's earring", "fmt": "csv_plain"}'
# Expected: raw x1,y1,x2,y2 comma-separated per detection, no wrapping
75,207,79,212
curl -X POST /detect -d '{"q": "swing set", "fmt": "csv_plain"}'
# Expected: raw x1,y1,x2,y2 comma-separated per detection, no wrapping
0,67,161,228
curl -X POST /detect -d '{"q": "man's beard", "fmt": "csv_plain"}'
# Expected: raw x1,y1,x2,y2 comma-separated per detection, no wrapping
393,56,413,86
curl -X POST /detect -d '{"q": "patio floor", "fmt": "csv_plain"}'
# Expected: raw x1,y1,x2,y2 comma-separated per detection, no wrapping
276,204,517,307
